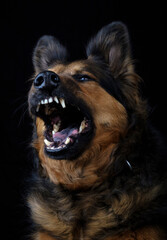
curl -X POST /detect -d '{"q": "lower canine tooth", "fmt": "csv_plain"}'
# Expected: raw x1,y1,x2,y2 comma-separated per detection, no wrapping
53,122,61,132
44,139,53,146
65,137,70,145
79,119,86,133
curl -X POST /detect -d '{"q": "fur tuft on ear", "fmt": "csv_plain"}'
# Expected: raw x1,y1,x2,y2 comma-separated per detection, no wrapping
86,22,133,78
33,35,68,73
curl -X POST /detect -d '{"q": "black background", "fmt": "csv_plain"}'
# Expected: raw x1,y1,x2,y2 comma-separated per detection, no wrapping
1,1,167,239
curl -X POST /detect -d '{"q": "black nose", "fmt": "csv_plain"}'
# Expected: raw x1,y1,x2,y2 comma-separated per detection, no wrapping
34,71,60,89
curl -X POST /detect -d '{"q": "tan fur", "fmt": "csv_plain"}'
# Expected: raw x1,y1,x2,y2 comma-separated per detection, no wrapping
34,227,163,240
29,195,73,239
28,170,162,239
33,232,57,240
83,186,161,239
32,62,128,190
105,226,165,240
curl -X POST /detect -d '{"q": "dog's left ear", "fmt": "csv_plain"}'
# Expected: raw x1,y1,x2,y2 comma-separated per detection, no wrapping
86,22,133,78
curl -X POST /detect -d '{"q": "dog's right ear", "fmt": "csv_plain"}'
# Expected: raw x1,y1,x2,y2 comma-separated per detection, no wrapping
33,35,68,73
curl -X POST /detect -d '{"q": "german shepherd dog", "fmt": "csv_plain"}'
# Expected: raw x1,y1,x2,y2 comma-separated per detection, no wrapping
28,22,167,239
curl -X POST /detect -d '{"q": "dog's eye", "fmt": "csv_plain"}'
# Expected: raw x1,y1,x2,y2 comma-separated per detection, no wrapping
73,74,93,82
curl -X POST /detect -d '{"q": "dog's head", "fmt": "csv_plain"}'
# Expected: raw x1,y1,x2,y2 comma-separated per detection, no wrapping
28,22,147,187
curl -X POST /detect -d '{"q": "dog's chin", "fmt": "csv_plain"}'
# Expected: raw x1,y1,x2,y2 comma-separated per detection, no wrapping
32,95,94,160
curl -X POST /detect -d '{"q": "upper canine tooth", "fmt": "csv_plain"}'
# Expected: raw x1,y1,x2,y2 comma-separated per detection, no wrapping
41,99,45,104
53,123,60,132
48,97,53,103
60,98,66,108
54,96,59,104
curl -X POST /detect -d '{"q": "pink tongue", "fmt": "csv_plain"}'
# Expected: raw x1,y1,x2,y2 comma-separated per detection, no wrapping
53,127,78,145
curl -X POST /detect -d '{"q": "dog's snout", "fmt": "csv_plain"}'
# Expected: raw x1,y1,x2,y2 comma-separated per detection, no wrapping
34,71,60,89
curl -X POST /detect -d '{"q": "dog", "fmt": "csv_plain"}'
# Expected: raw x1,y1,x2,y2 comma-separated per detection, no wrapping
28,22,167,240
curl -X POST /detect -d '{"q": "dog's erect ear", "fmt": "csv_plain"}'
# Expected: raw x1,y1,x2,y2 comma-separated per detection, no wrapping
33,35,68,72
86,22,133,77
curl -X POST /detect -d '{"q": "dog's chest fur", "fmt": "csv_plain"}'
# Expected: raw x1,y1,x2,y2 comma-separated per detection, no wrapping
28,179,124,240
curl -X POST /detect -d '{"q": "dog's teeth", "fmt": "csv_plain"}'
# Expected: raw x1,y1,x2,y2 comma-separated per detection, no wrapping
79,125,83,133
41,99,48,104
65,137,70,145
36,103,40,112
48,97,53,103
54,96,59,104
44,99,48,104
79,119,86,133
41,97,53,105
60,98,66,108
44,138,53,146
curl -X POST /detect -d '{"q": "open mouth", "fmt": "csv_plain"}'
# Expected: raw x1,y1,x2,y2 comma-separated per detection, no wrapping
34,95,93,159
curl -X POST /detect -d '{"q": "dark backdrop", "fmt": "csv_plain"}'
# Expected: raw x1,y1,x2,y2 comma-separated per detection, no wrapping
1,1,166,239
